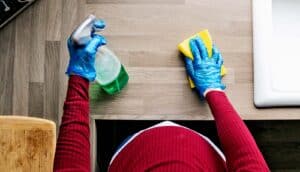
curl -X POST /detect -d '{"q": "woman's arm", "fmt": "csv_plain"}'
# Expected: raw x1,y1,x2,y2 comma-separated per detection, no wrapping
183,37,269,171
53,76,90,172
206,91,270,171
54,19,106,171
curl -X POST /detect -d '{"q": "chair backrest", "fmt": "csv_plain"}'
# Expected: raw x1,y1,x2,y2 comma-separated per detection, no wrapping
0,116,56,172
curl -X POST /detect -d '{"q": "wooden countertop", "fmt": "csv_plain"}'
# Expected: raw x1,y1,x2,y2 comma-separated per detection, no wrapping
1,0,300,121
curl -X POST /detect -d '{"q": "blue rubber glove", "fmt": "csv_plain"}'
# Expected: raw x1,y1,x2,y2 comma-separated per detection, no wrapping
66,20,106,81
184,37,225,98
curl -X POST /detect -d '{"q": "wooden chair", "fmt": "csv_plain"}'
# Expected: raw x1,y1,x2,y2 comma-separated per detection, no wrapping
0,116,56,172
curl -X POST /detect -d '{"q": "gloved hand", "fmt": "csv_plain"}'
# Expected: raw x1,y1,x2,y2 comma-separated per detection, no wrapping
184,37,225,98
66,20,106,81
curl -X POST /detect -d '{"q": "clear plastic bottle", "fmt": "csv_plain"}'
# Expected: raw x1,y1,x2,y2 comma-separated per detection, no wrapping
95,46,129,95
71,15,129,95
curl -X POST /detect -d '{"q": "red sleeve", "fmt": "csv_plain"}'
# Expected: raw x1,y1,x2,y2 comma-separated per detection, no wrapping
206,91,270,172
54,75,90,172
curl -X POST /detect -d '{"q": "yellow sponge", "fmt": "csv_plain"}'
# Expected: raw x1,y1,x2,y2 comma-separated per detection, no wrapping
178,30,227,88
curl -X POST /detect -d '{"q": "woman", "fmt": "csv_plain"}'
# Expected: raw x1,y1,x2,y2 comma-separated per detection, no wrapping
53,20,270,172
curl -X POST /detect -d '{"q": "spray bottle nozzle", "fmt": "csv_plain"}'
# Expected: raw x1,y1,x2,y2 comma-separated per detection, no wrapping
71,14,103,45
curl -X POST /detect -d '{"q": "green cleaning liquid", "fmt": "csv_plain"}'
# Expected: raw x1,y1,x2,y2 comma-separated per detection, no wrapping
95,46,129,95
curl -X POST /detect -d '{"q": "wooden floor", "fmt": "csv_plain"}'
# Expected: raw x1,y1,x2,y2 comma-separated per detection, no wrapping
1,0,300,122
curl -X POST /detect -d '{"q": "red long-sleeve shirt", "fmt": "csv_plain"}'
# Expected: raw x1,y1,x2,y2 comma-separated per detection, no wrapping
53,76,270,172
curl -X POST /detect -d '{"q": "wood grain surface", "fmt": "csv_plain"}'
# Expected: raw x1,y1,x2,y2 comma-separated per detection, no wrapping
0,0,300,121
0,116,56,172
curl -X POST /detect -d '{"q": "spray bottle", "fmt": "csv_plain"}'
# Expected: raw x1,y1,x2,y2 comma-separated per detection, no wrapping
71,15,129,95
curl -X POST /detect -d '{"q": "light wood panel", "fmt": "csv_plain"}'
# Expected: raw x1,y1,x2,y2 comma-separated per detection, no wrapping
46,0,62,41
0,20,14,114
30,0,47,83
44,41,60,125
12,7,32,115
28,82,44,117
0,0,300,123
87,0,185,4
0,116,56,172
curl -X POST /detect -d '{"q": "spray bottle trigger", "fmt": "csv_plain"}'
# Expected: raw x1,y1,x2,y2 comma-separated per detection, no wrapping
71,15,97,45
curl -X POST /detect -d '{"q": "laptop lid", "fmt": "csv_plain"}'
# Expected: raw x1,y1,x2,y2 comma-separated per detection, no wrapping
0,0,36,29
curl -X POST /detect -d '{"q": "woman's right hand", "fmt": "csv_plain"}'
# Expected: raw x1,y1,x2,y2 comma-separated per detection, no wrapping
184,37,226,98
66,20,106,82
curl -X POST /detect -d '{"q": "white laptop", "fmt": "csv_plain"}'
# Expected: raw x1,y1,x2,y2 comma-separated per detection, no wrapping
253,0,300,107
